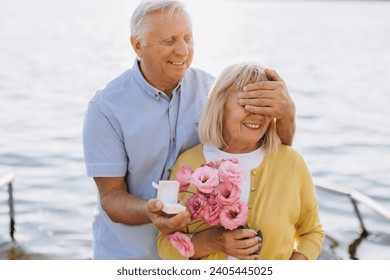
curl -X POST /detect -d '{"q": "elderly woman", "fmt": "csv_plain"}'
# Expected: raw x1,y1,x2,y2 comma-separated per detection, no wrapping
157,62,324,260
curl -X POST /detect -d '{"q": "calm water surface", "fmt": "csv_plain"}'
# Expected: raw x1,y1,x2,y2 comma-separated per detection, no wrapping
1,0,390,260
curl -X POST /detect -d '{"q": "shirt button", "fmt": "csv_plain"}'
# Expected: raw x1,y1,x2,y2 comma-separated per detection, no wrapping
248,205,253,210
166,168,172,173
251,187,255,191
252,171,256,175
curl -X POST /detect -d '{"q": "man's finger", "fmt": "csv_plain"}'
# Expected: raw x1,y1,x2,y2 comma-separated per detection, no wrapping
154,210,190,234
244,105,274,116
242,82,267,92
239,97,273,108
147,199,164,213
239,90,276,100
242,80,283,92
264,68,284,82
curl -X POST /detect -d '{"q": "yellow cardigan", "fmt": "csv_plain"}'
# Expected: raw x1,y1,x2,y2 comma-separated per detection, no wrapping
157,144,324,260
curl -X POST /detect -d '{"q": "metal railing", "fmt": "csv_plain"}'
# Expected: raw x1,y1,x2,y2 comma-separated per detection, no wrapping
316,183,390,259
0,173,16,241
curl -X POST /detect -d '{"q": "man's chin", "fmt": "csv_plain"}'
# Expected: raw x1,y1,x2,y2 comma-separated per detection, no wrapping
170,71,188,82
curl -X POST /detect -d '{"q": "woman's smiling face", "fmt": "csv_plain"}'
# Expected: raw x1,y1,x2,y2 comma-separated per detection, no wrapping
222,90,272,153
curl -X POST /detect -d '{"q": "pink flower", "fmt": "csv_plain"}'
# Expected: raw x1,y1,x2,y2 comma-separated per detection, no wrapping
218,159,246,186
190,165,219,194
219,200,248,230
214,181,241,206
187,193,207,220
201,197,221,226
169,158,251,258
206,160,220,169
221,158,239,164
175,165,193,192
167,232,194,257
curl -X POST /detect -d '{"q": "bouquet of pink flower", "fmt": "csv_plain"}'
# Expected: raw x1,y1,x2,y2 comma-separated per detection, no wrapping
166,158,248,258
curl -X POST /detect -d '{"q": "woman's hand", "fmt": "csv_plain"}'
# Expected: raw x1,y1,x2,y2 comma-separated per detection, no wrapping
189,226,261,260
290,252,308,260
216,227,262,260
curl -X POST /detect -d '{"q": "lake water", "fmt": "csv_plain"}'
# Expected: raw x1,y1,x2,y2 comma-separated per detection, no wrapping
1,0,390,260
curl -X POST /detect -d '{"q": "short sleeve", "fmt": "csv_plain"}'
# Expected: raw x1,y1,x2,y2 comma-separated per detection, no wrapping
82,99,128,177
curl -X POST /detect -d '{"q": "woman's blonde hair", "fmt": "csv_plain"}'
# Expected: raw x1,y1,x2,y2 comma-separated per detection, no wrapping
199,62,281,154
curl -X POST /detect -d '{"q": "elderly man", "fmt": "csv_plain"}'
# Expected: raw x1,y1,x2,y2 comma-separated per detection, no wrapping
83,0,295,260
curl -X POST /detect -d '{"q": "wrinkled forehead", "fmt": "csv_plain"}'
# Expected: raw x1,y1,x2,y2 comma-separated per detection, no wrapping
146,8,192,28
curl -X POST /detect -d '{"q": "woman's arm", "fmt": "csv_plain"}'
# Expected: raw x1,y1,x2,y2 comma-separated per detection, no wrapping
190,227,260,260
157,224,261,260
293,157,325,260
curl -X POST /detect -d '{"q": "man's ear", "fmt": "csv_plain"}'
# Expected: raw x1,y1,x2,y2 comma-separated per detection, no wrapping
130,36,143,58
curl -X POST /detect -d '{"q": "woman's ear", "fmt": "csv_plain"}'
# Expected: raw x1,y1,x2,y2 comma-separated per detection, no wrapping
130,36,143,58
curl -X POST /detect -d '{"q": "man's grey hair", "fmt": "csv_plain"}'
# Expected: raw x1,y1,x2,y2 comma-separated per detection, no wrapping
130,0,190,43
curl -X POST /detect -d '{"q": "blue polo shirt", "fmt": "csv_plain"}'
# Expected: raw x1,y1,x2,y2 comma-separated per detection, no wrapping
83,60,213,259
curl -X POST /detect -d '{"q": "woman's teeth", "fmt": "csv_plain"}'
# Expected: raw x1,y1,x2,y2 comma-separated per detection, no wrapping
244,123,260,129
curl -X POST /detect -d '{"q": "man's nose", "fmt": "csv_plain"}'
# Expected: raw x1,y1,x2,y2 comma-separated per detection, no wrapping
174,38,189,56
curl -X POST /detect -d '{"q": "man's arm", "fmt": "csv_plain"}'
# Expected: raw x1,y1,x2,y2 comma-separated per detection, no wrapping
238,68,296,145
275,117,295,146
94,177,190,235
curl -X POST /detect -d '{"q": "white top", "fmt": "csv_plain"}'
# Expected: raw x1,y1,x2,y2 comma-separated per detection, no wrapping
203,144,264,204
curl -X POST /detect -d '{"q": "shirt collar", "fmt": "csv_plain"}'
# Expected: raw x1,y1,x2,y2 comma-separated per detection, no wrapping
132,59,182,100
